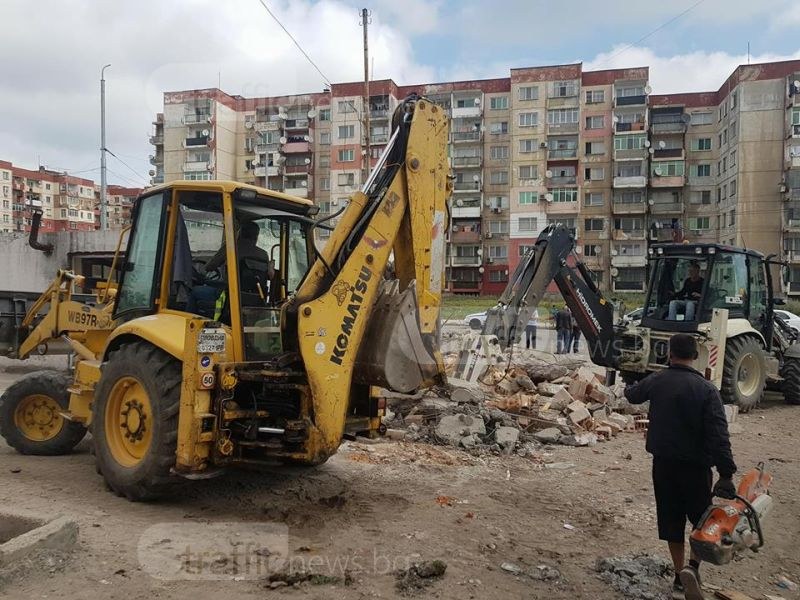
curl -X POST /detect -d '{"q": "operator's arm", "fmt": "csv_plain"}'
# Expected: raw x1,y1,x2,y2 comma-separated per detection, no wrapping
623,375,652,405
703,387,737,477
205,244,226,272
675,278,689,299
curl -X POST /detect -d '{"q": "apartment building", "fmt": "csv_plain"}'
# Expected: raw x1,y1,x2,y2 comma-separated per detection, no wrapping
150,59,800,296
0,160,139,233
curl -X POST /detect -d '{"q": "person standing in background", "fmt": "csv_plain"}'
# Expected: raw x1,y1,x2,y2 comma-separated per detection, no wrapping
554,305,572,354
525,309,538,349
570,313,581,353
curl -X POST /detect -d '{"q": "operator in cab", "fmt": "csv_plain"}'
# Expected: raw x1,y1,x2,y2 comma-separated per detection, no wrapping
668,261,704,321
624,334,737,600
205,221,274,278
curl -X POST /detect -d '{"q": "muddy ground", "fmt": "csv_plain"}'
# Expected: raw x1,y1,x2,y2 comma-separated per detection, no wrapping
0,355,798,600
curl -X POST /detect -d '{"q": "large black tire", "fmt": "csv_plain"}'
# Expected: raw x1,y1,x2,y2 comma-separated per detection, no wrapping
780,358,800,405
92,342,181,501
720,335,766,413
0,370,87,455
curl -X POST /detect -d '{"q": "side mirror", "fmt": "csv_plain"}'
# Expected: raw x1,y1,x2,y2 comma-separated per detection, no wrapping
773,297,786,306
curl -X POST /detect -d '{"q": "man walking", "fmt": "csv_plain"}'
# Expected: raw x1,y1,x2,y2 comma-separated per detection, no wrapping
624,334,737,599
554,305,572,354
569,313,581,353
524,309,538,349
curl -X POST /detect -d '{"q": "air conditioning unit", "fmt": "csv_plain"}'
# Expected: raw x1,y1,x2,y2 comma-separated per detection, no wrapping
486,257,494,264
485,232,493,239
539,194,547,201
245,120,254,129
540,142,548,148
452,224,459,232
492,207,501,213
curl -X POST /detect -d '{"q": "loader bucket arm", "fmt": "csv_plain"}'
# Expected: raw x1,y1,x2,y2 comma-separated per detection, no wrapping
482,224,618,368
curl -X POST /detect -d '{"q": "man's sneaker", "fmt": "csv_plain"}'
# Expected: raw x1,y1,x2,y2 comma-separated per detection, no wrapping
671,579,685,599
679,566,704,600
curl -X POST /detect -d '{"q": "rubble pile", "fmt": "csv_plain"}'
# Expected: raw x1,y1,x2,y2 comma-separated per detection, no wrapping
595,554,674,600
383,359,648,455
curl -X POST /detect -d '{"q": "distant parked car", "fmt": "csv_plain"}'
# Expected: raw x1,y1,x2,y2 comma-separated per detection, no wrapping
774,309,800,334
464,309,539,331
623,307,643,325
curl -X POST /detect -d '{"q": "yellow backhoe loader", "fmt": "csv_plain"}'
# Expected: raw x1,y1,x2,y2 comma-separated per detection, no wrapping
0,95,450,500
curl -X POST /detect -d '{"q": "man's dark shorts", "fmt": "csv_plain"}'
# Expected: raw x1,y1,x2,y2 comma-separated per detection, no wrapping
652,457,713,543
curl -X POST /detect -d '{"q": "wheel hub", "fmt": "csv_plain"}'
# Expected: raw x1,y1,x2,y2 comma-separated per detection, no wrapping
104,377,153,467
737,353,759,396
13,394,63,441
120,400,148,441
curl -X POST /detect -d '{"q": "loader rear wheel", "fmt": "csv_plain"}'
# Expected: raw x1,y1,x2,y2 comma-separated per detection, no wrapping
780,358,800,405
0,370,87,455
92,342,181,501
720,335,766,413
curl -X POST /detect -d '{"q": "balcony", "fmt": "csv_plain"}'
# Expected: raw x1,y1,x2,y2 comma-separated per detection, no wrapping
548,175,577,185
370,106,390,119
149,154,162,165
452,156,482,168
183,112,211,124
615,121,646,133
256,142,279,153
548,148,577,160
613,229,646,240
370,134,389,144
452,130,482,142
615,95,647,107
453,181,482,193
547,122,579,134
448,278,481,292
150,134,164,145
284,186,309,198
650,201,684,214
614,147,648,160
653,148,685,160
451,228,481,244
151,175,164,184
613,175,647,188
256,121,281,132
611,254,646,268
451,254,482,267
284,119,309,130
650,175,686,188
791,124,800,137
450,204,481,218
613,279,646,292
786,251,800,263
651,121,686,134
185,136,209,147
452,105,482,119
284,164,310,174
612,201,646,214
282,141,311,153
183,161,209,172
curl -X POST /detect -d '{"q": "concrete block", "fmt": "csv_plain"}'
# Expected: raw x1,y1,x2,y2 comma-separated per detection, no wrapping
568,379,591,401
533,427,562,444
566,401,591,425
595,426,613,440
550,388,574,412
588,384,614,405
559,432,598,447
494,426,520,449
496,378,521,396
575,366,600,384
537,382,563,397
606,412,635,430
0,514,78,568
436,414,486,445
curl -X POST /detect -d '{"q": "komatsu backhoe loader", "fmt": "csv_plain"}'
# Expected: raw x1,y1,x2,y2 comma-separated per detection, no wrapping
0,95,449,500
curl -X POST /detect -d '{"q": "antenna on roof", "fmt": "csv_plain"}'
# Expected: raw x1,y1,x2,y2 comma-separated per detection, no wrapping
747,41,750,65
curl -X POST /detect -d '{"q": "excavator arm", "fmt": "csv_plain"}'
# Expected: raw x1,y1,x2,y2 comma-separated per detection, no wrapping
457,225,619,381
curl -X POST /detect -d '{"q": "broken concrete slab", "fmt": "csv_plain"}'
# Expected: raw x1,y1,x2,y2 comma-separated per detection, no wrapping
560,432,598,447
550,388,574,412
533,428,562,444
496,378,521,396
494,426,520,450
0,513,77,568
526,364,570,383
514,374,536,391
435,414,487,445
536,382,563,397
606,412,635,431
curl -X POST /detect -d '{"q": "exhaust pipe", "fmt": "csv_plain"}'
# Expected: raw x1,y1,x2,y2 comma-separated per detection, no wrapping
28,208,53,256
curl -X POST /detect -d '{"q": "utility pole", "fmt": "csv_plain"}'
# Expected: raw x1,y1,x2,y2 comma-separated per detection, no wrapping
360,8,370,184
100,64,111,231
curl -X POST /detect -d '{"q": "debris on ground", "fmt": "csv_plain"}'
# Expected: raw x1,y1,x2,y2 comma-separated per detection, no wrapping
500,561,561,581
383,357,643,458
595,554,673,600
395,560,447,595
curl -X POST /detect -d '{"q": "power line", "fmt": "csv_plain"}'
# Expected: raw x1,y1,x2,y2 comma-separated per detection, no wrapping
598,0,706,67
105,148,147,184
106,167,145,187
255,0,332,87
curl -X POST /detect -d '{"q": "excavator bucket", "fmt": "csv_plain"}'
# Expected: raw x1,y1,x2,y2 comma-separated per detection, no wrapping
353,280,443,393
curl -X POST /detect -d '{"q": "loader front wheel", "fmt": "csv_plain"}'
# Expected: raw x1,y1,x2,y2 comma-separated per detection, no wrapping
0,370,87,455
92,342,181,501
720,335,766,413
780,358,800,405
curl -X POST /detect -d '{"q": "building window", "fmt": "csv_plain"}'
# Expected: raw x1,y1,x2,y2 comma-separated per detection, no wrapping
319,155,330,168
490,96,509,110
318,177,330,191
518,86,539,101
614,217,644,232
585,141,606,155
338,100,356,113
319,108,331,121
584,218,604,231
183,171,211,180
688,217,711,230
487,245,508,259
614,134,646,150
490,146,509,160
519,139,538,153
519,165,538,180
691,138,712,151
585,90,605,104
693,164,711,177
729,210,736,226
615,243,644,255
338,125,355,140
690,112,713,125
730,180,737,196
337,173,355,187
584,192,604,206
518,217,538,232
547,108,579,125
489,121,509,134
519,244,535,256
730,150,736,167
652,161,685,177
584,167,604,181
689,190,712,204
489,220,509,234
338,149,355,162
584,244,600,256
551,188,577,203
585,115,605,129
489,270,508,283
319,132,331,145
60,209,67,218
551,81,577,97
489,171,509,185
518,112,538,127
519,191,537,205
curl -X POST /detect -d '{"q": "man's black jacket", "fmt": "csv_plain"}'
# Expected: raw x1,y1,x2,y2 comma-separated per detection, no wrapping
624,364,737,477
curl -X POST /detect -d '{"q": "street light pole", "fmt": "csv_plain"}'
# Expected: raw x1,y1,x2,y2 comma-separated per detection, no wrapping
100,64,111,231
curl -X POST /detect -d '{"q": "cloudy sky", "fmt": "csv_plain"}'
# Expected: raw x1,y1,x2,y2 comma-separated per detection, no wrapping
1,0,799,186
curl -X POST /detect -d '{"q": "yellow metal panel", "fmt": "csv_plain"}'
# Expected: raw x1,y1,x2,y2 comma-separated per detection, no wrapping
143,180,313,209
104,313,190,360
68,359,102,424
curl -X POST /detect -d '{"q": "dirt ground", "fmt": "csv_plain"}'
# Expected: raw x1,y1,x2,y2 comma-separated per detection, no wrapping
0,356,798,600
